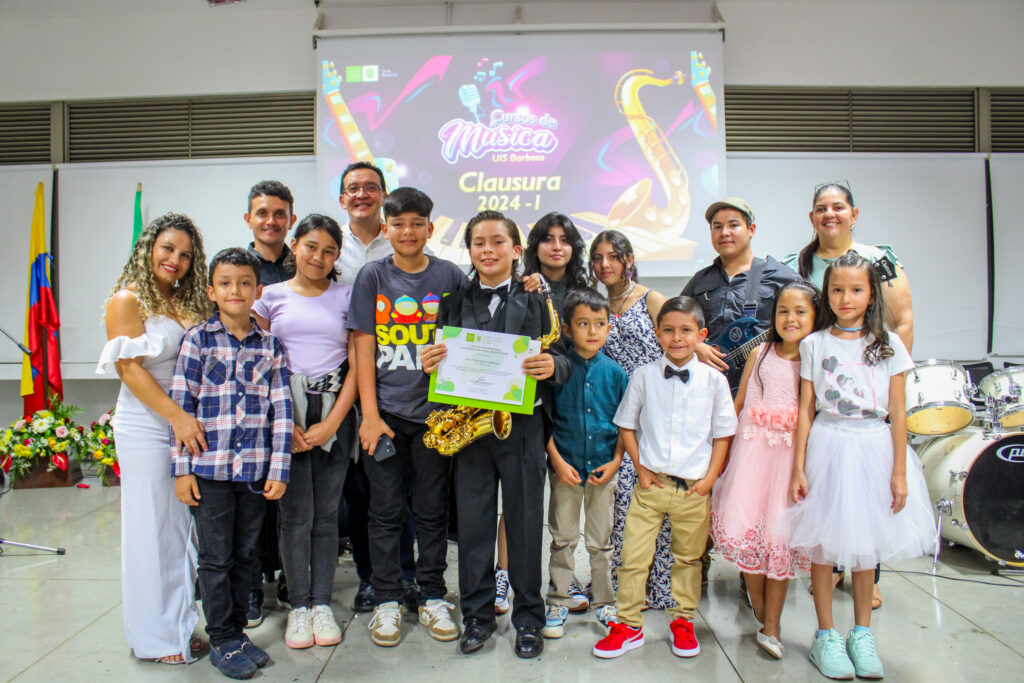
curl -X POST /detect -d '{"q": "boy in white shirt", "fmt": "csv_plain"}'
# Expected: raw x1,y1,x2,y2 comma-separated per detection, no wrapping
593,296,737,660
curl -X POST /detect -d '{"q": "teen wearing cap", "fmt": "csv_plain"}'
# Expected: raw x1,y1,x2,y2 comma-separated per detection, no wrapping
682,197,799,395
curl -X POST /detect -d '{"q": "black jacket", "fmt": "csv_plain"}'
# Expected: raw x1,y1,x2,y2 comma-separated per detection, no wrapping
436,280,572,415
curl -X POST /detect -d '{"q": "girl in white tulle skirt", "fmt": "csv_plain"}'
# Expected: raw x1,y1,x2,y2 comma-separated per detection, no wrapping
787,252,935,680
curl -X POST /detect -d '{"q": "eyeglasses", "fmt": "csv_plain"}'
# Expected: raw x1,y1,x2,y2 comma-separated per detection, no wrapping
343,184,383,197
814,178,852,195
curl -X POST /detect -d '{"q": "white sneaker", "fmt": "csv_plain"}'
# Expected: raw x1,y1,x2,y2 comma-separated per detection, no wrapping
285,607,314,649
568,579,590,613
311,604,342,646
595,604,618,628
542,604,569,638
494,569,511,614
418,599,459,642
368,601,403,647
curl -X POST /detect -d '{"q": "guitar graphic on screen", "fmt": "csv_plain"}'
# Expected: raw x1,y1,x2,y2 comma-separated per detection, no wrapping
321,61,399,191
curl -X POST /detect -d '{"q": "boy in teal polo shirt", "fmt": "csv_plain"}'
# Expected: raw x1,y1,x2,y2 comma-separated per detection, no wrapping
543,288,629,638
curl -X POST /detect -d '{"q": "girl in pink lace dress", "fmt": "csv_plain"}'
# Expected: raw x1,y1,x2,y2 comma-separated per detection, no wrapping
710,281,823,659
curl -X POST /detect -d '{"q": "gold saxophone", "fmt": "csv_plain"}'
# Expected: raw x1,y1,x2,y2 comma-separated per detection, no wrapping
606,69,692,235
423,280,561,456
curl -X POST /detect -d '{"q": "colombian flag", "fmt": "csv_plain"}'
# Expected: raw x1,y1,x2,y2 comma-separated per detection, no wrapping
21,182,62,416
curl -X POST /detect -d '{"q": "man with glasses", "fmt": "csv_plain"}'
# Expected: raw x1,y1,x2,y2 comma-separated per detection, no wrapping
337,162,392,287
335,162,420,616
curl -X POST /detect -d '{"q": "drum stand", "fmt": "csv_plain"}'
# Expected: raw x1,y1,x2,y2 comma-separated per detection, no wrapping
0,468,67,556
969,383,1021,440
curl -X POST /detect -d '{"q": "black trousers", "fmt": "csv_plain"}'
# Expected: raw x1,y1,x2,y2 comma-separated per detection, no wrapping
364,411,451,605
455,411,546,629
343,454,418,583
191,477,267,646
250,499,280,591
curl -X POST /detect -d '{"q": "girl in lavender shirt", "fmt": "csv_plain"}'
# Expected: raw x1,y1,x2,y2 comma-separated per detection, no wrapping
254,214,358,651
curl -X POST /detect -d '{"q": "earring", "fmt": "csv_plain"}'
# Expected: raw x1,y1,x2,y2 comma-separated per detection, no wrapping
174,279,180,288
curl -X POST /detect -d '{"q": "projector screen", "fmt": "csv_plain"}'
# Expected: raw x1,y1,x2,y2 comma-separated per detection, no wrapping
316,31,725,276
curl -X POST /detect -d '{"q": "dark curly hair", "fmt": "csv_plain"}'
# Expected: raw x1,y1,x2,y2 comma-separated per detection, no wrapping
523,212,588,291
587,230,638,287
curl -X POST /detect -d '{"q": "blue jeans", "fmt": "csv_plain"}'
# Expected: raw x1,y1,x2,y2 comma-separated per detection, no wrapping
190,476,267,646
278,392,355,608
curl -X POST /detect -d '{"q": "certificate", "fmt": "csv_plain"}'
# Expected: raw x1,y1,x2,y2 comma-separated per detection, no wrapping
427,326,541,415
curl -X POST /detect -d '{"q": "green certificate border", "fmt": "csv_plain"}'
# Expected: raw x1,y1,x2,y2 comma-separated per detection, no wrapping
427,326,539,415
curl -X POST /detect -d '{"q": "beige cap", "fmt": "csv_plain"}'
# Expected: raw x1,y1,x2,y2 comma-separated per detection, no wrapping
705,197,755,224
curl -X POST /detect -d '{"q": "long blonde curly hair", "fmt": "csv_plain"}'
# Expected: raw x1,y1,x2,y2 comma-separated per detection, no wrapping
104,213,213,324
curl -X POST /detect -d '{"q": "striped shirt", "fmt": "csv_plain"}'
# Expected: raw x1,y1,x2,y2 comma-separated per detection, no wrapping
170,314,292,483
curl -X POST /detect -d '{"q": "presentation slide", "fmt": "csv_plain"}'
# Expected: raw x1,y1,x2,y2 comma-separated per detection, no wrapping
316,32,725,276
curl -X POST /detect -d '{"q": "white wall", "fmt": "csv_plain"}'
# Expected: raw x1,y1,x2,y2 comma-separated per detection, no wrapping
1,0,1022,424
717,1,1024,87
2,0,1023,104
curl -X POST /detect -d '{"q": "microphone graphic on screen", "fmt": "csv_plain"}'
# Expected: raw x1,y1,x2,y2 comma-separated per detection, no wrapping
458,84,484,123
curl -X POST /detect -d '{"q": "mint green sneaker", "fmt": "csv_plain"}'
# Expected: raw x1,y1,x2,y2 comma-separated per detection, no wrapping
846,629,884,679
809,629,855,680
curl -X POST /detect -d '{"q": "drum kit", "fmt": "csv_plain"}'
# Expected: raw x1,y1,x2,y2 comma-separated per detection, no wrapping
906,361,1024,569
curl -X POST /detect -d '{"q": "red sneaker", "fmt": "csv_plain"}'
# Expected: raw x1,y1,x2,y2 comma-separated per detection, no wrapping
593,622,645,659
670,617,700,657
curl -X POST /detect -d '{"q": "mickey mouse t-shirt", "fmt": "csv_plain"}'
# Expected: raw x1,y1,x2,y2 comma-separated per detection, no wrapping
800,329,913,420
348,255,467,422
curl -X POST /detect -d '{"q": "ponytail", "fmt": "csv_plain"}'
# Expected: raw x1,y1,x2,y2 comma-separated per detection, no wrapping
797,234,819,279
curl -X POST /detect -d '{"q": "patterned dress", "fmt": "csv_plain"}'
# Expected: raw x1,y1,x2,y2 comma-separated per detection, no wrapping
603,290,675,609
710,344,810,579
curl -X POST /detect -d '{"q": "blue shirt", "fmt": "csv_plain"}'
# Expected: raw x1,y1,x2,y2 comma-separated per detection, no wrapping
551,350,629,482
170,314,293,483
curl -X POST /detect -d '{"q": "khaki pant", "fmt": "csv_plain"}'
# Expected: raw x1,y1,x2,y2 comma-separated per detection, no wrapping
616,473,710,627
546,471,616,608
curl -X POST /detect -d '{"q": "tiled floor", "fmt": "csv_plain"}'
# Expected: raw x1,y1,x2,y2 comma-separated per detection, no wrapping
2,477,1023,682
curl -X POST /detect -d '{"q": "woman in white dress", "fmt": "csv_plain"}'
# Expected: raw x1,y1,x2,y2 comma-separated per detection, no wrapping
97,214,213,664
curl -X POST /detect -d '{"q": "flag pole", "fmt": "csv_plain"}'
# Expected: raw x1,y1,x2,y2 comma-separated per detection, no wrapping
40,319,48,410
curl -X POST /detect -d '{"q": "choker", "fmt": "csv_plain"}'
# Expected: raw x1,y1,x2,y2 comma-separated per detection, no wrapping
608,280,636,302
833,323,866,332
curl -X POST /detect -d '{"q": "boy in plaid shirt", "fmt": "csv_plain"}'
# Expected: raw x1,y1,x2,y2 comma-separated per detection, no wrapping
171,248,292,679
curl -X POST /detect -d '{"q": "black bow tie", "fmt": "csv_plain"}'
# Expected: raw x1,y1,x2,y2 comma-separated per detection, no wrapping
664,366,690,383
481,284,510,302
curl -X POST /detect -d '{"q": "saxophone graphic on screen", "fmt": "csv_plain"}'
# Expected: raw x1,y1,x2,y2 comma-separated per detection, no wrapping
606,69,692,236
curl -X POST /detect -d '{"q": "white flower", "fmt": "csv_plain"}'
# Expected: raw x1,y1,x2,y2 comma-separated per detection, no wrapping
31,417,54,433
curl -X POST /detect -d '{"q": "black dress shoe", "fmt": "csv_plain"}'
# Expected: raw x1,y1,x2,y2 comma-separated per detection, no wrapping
353,581,375,613
459,618,497,654
514,626,544,659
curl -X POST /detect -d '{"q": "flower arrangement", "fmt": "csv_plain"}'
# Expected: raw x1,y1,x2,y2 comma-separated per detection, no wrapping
1,395,85,481
83,409,119,483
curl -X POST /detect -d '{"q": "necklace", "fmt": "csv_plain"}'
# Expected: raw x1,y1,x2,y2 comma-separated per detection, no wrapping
609,280,636,317
608,280,635,302
834,323,866,332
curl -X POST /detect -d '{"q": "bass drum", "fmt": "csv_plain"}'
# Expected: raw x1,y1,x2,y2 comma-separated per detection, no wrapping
918,428,1024,567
